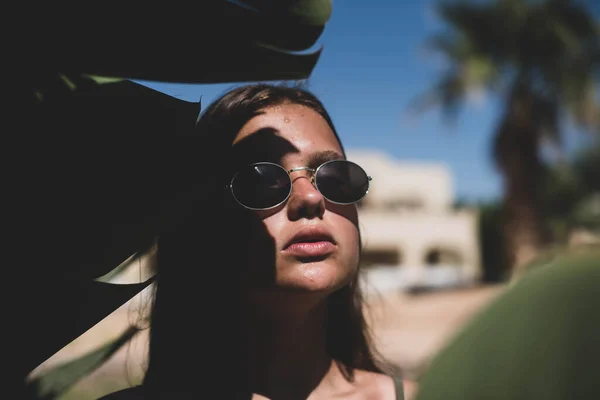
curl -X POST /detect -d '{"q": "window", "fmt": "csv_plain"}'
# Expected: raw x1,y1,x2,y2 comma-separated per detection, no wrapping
424,248,462,267
360,248,402,269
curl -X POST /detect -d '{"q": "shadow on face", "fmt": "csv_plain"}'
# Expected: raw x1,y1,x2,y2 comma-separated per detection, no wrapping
150,128,301,305
229,126,300,171
225,127,300,288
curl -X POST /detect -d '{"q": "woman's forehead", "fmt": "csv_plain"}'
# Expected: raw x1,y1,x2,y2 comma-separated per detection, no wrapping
231,104,343,164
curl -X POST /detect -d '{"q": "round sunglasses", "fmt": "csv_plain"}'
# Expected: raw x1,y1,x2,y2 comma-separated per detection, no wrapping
225,160,372,211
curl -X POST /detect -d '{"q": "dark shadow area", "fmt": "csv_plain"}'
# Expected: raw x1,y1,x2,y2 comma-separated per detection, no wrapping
478,203,510,282
13,80,202,396
229,127,301,175
99,122,315,399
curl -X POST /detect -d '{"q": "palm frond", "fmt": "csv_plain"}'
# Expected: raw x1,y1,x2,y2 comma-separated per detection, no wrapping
436,0,519,63
410,54,498,122
409,71,468,121
420,0,599,131
423,33,470,62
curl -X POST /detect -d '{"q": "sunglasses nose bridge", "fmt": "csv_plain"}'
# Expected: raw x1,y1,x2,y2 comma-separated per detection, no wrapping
288,166,316,182
288,166,315,174
288,166,319,192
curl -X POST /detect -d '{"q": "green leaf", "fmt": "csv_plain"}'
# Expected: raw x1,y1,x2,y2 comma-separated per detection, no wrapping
239,0,332,26
27,325,140,400
15,79,198,381
23,1,333,83
93,252,146,283
83,75,126,85
289,0,332,25
94,240,157,283
15,1,335,388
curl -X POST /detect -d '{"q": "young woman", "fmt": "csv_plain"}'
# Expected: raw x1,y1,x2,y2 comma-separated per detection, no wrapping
101,84,405,399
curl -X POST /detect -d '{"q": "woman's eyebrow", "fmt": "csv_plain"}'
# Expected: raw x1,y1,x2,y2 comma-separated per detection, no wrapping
307,150,345,168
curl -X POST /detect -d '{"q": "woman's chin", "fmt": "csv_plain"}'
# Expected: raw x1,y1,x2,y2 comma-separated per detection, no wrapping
276,261,350,293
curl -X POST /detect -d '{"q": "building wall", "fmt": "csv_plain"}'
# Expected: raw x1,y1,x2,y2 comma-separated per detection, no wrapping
348,150,453,212
359,209,480,274
347,150,482,292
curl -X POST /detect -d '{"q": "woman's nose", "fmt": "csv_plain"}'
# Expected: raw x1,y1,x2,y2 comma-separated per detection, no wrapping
286,175,325,220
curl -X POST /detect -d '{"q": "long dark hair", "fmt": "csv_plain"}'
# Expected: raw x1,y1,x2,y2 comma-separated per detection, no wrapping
142,84,385,397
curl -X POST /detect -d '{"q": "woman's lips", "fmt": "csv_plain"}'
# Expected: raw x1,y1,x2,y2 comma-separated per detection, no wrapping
283,226,336,258
283,241,336,258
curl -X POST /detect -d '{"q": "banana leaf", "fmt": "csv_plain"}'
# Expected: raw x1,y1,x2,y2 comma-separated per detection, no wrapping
13,0,332,391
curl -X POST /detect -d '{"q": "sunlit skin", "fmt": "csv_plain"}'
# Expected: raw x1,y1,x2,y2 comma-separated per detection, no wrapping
233,103,360,297
230,103,399,400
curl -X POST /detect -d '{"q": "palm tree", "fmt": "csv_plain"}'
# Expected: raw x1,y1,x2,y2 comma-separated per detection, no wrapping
413,0,599,274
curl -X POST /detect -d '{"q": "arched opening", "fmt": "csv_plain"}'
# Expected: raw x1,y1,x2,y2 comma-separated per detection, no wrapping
360,248,402,269
424,247,463,267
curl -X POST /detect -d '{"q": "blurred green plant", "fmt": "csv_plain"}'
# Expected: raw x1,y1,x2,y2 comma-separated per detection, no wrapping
415,245,600,400
412,0,600,275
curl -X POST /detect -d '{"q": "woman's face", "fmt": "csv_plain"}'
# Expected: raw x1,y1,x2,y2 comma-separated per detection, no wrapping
231,103,360,295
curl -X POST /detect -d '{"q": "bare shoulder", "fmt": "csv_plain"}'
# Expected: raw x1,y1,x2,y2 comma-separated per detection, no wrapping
351,369,401,400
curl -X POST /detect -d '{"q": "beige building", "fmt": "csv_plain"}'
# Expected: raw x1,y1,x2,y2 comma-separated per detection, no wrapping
347,150,482,294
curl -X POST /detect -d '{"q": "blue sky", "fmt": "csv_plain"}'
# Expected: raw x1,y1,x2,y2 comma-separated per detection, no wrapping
136,0,598,203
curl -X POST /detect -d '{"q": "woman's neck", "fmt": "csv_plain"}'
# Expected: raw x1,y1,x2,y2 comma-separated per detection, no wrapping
242,293,333,400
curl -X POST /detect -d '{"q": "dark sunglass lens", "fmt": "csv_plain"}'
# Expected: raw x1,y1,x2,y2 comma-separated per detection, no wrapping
316,161,369,204
231,164,291,209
